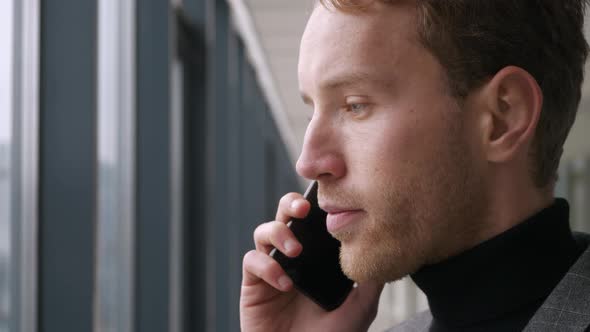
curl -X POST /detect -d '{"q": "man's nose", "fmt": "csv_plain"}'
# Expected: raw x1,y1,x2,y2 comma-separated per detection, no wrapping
295,118,346,180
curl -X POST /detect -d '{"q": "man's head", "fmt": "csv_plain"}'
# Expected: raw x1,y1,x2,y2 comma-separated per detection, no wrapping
296,0,589,283
314,0,590,188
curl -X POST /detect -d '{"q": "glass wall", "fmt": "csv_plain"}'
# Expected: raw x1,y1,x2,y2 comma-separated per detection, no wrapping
94,0,136,331
0,0,14,330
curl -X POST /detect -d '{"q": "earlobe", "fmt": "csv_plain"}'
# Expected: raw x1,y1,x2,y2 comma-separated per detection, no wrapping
483,66,543,163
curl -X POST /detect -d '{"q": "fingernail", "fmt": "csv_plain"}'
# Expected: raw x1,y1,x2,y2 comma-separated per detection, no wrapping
284,239,299,253
278,275,292,290
290,199,302,210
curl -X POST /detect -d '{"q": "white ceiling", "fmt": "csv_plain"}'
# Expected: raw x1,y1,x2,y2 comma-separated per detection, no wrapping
245,0,313,155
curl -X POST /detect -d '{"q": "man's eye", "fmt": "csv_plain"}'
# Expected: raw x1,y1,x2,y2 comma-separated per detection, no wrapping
348,103,367,113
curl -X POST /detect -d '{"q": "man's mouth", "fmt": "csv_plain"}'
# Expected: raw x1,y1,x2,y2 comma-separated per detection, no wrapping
321,205,365,234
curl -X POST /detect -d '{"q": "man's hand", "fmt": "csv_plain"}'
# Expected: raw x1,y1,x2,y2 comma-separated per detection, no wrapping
240,192,384,332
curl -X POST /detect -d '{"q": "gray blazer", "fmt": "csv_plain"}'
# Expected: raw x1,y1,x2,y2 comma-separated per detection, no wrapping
387,234,590,332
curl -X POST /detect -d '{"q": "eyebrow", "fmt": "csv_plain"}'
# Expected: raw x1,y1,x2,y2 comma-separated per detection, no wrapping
300,71,394,104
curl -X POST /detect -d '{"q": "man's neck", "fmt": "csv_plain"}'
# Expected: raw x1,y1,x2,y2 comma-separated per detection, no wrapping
412,198,580,329
477,171,555,248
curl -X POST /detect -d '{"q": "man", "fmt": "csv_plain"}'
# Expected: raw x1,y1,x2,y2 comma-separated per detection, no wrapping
240,0,590,331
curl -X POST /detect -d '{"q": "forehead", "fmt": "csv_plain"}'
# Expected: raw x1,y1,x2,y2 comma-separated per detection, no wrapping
298,3,420,92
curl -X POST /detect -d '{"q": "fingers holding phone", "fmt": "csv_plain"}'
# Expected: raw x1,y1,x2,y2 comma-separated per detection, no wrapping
242,249,294,292
240,181,380,332
270,181,354,311
240,191,314,331
276,192,311,223
253,221,302,256
242,191,308,288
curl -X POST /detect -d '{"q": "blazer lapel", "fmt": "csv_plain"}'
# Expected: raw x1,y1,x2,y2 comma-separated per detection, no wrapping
524,235,590,332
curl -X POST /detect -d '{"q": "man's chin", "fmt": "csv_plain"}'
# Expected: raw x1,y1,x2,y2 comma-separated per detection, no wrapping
339,242,379,283
338,240,414,284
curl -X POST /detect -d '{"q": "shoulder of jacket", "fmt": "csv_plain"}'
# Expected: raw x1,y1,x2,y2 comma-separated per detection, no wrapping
573,232,590,247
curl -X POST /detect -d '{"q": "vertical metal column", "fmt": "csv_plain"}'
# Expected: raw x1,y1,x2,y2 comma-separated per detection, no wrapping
39,1,97,330
169,2,186,332
136,0,172,331
175,1,207,330
203,0,217,330
12,0,40,331
225,29,243,332
211,2,232,331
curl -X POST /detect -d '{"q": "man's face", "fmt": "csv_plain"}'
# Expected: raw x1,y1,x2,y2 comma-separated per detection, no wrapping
296,3,488,283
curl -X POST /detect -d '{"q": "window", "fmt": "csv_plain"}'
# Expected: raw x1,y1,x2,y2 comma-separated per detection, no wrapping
94,1,136,331
0,1,14,330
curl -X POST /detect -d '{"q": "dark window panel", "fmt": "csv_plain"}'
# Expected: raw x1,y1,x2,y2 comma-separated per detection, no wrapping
136,0,171,331
39,1,97,331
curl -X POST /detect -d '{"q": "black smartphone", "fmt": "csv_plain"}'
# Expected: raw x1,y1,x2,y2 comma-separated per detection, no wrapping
270,181,354,311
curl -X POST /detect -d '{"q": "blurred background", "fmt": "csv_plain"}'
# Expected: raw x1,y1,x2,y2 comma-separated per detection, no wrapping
1,0,590,331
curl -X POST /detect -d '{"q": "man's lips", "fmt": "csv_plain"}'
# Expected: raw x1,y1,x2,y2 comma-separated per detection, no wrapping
321,205,364,234
319,202,362,214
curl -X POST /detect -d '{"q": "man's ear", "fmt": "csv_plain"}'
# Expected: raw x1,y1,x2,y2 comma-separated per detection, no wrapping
478,66,543,163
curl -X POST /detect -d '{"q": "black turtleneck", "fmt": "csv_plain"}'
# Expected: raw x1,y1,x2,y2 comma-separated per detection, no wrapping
411,198,584,331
